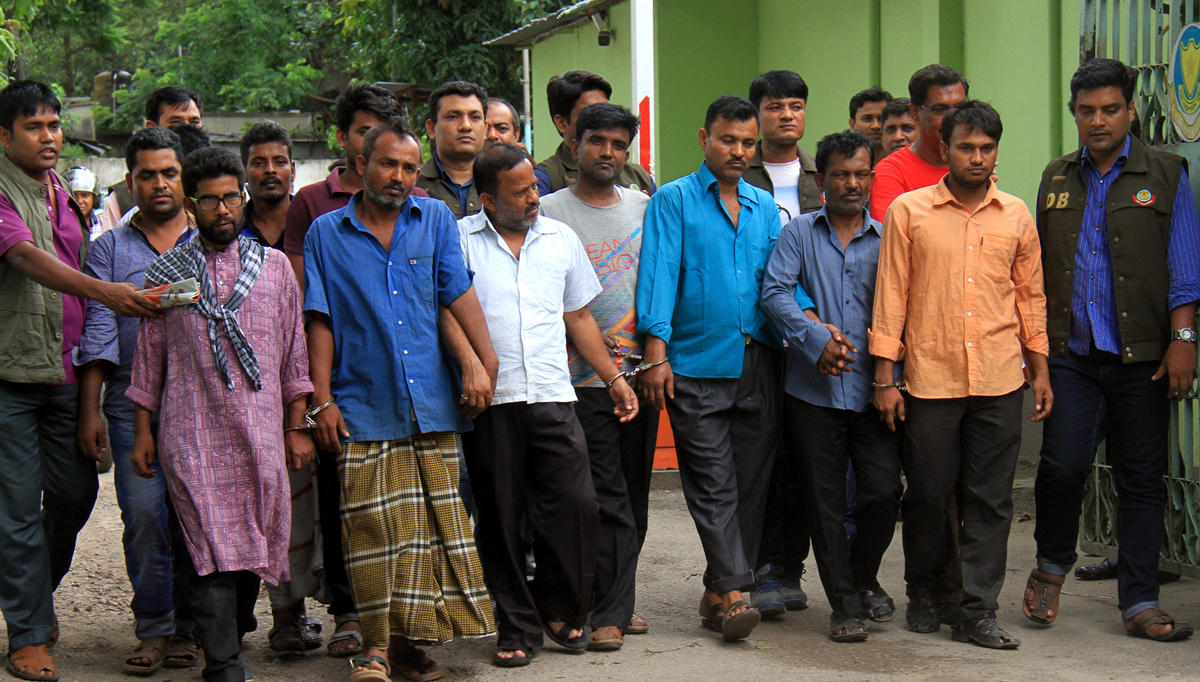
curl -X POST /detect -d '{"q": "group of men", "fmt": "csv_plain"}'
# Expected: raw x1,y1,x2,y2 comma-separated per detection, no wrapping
0,52,1196,682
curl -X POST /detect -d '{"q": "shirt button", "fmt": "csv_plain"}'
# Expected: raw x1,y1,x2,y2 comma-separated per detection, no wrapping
219,281,225,286
409,379,414,383
1092,251,1096,255
1113,237,1120,243
403,350,408,355
968,245,974,250
397,320,403,325
392,290,398,295
50,292,58,299
1127,352,1134,358
388,261,393,265
1122,312,1128,318
967,342,973,347
410,260,416,264
967,312,973,316
1118,276,1125,282
55,331,62,339
968,277,974,283
1090,274,1094,279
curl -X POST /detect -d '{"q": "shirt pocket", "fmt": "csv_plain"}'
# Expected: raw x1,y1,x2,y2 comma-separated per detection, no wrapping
981,233,1018,283
406,256,435,303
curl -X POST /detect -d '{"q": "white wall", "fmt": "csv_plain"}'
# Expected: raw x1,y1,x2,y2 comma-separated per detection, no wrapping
58,157,339,195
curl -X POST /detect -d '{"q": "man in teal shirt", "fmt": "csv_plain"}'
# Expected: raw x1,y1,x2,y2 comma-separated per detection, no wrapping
636,95,782,643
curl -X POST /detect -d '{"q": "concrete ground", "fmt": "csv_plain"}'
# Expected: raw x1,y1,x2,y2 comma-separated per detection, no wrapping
14,461,1200,681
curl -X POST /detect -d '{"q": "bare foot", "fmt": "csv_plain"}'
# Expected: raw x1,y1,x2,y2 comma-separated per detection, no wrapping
496,649,527,660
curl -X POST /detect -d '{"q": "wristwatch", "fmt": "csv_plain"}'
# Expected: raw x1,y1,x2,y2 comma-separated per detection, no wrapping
1172,328,1198,343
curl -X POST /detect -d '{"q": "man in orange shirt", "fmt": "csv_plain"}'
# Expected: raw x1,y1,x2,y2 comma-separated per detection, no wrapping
870,101,1052,650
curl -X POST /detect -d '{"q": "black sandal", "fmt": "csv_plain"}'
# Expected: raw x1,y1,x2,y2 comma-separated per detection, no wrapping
541,619,589,651
830,614,869,642
701,603,724,633
492,647,533,668
268,620,307,653
720,600,761,642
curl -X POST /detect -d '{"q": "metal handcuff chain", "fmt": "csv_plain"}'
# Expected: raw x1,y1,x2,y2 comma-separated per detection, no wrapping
285,397,336,432
605,346,667,389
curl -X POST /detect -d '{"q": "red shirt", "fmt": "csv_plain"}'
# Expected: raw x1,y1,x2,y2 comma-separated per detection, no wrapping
282,168,428,255
0,176,86,384
869,145,948,222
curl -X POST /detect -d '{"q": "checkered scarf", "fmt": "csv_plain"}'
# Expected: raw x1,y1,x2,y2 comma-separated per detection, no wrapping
145,234,265,390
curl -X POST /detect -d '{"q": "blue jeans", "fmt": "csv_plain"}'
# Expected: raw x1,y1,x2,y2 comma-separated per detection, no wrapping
1033,352,1170,617
109,416,194,641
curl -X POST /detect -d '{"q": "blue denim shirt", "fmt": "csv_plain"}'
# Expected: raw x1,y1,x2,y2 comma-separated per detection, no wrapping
76,214,195,421
762,207,885,412
1071,135,1200,354
637,162,783,378
303,193,473,442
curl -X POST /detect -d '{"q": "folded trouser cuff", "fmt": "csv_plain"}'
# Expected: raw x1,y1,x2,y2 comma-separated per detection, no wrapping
1036,556,1072,577
1122,601,1159,622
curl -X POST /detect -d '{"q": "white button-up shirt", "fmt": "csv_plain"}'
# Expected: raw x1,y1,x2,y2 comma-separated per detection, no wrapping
459,210,601,404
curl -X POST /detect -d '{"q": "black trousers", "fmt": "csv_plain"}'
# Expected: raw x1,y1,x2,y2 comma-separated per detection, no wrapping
756,417,810,574
902,391,1023,617
574,387,656,629
316,446,356,617
788,397,901,617
462,401,599,650
187,569,260,682
666,343,781,594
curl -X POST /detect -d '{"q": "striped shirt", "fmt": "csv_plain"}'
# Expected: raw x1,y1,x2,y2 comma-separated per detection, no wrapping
1071,135,1200,355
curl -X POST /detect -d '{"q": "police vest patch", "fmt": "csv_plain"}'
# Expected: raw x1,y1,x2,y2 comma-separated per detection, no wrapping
1134,189,1155,205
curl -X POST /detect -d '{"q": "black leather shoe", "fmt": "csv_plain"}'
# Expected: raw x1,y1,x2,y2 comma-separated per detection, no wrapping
1074,557,1181,583
859,589,895,622
951,614,1020,649
905,589,939,633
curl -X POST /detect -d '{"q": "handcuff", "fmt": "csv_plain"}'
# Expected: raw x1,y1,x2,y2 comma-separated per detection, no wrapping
871,381,907,392
285,398,336,432
606,346,667,389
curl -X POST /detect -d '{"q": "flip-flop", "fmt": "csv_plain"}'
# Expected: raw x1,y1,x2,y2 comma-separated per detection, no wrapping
6,645,59,682
541,619,589,651
492,647,533,668
123,635,169,676
720,600,761,642
348,654,390,681
163,638,199,668
1022,568,1065,625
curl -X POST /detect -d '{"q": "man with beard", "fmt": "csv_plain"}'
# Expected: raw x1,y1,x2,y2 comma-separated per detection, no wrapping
128,147,316,682
458,143,638,666
305,118,497,681
881,98,919,159
486,97,524,148
418,81,488,218
539,103,657,650
762,131,902,642
871,100,1051,649
101,86,204,231
848,88,892,166
0,80,157,681
76,126,199,675
239,121,293,251
1025,58,1198,642
637,95,782,643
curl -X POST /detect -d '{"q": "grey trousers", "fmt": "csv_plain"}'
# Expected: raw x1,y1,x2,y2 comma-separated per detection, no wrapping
666,342,781,594
0,380,99,651
902,390,1023,617
188,569,261,682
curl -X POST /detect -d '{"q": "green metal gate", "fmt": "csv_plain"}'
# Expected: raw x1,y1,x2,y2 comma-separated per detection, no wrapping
1077,0,1200,578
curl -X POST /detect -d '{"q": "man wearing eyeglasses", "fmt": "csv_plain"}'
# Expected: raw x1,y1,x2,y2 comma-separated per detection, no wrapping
869,65,968,222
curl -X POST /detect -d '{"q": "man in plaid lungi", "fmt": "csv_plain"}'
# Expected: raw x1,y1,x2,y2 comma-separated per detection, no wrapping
304,117,497,682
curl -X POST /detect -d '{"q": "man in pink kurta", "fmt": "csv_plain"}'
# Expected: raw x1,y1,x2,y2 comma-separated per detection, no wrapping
128,147,315,682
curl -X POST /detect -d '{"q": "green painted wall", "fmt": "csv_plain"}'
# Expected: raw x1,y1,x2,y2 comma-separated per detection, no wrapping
652,0,762,184
528,2,634,162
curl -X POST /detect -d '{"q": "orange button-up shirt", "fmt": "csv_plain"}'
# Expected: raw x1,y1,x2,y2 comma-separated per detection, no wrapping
869,178,1048,399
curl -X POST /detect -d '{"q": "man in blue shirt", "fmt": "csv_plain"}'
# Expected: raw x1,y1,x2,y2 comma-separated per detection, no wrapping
762,131,902,642
1028,58,1199,641
637,95,781,642
75,127,198,674
304,118,498,681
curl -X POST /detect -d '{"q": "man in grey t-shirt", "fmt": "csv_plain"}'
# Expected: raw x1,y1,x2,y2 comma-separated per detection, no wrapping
539,103,659,651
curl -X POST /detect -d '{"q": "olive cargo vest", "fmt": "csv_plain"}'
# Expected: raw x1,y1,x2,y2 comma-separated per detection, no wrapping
537,140,656,195
743,141,825,215
1036,136,1184,363
0,153,87,383
416,157,481,219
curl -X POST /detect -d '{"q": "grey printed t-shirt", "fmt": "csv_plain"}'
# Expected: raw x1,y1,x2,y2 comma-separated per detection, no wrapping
540,185,650,388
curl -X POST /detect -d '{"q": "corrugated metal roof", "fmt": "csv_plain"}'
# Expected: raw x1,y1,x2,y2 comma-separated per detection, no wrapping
484,0,626,47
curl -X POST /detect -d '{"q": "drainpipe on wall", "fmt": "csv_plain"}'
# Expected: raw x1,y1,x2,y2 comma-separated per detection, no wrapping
631,0,656,177
522,48,533,158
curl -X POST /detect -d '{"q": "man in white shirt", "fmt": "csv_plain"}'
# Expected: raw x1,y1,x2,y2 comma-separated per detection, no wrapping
456,144,638,667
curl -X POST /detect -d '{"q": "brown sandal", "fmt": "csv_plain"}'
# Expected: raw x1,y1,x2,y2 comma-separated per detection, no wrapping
6,645,59,681
1022,568,1065,624
1124,609,1195,642
123,635,170,676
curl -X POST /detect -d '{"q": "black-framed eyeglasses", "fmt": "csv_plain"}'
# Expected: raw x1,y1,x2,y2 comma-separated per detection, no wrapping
190,192,245,211
920,104,954,116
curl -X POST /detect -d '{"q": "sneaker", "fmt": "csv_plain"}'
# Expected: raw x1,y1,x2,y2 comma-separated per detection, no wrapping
750,564,786,619
780,566,808,611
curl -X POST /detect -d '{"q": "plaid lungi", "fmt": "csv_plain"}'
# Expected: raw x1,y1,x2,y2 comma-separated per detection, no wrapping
340,433,494,647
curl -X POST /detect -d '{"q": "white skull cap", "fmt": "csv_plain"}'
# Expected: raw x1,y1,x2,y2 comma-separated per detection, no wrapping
66,167,99,195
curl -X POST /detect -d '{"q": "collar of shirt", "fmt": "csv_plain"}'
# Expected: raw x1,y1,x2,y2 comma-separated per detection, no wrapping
697,161,763,212
325,167,350,197
811,206,881,245
1080,133,1132,177
129,210,198,253
341,191,422,241
930,175,1008,214
554,140,578,171
464,208,558,242
433,153,474,190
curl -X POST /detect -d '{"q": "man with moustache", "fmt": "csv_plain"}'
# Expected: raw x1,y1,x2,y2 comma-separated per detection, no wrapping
239,121,294,251
305,117,496,681
880,98,919,159
762,131,903,642
540,103,658,649
871,101,1051,649
870,64,968,221
0,80,157,681
128,147,316,682
418,81,488,218
637,95,782,642
486,97,524,148
1025,58,1199,642
458,143,638,665
76,126,200,675
848,88,892,165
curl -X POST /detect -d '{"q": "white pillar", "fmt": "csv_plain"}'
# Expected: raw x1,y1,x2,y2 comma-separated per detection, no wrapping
631,0,656,177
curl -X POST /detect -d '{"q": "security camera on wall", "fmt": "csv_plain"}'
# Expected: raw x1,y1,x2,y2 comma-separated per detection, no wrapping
592,12,613,47
598,29,613,46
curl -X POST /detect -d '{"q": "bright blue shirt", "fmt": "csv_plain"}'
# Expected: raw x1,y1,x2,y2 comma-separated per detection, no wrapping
303,193,473,441
636,162,783,378
1071,135,1200,354
761,207,883,412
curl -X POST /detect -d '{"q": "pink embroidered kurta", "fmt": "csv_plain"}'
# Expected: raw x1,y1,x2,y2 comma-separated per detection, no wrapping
127,244,312,584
